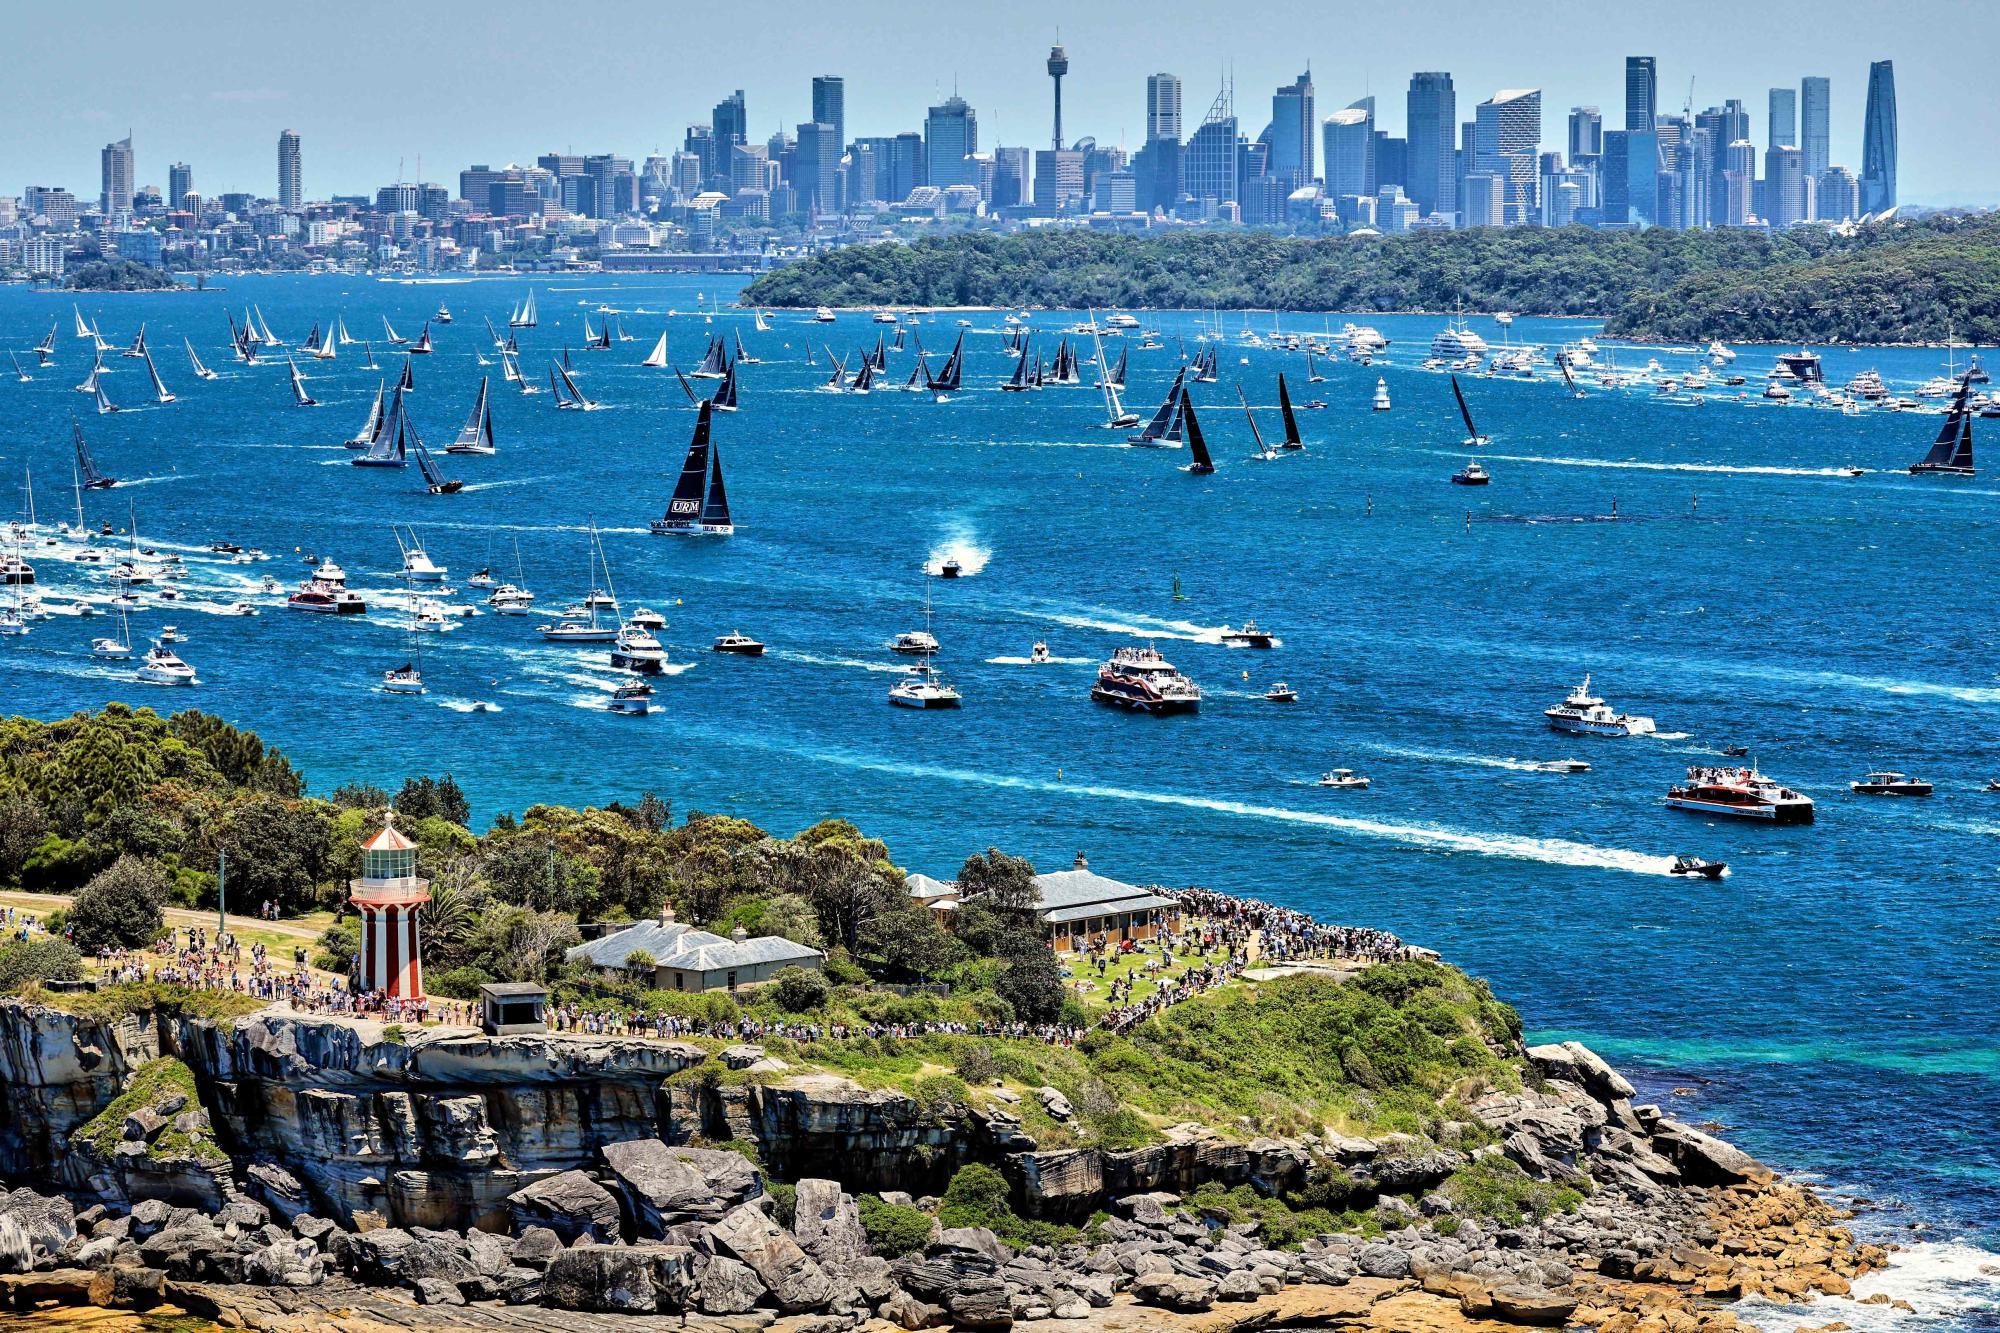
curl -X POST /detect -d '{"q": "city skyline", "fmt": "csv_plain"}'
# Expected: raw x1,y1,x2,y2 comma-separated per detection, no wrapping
5,0,1985,206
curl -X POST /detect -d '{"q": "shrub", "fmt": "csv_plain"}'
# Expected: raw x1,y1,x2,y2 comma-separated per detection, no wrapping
772,966,830,1012
68,855,166,952
824,952,869,986
428,966,496,1000
0,936,82,992
764,1181,796,1229
858,1194,933,1258
912,1074,969,1119
936,1162,1016,1234
1440,1156,1584,1226
76,1057,224,1162
953,1043,1000,1085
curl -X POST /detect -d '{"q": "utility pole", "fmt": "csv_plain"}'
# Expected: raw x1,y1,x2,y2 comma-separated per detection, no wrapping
217,850,227,934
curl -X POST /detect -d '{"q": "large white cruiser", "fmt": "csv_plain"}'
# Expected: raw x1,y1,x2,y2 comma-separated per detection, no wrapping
1666,764,1814,823
1429,315,1489,362
1091,646,1202,715
1543,675,1656,736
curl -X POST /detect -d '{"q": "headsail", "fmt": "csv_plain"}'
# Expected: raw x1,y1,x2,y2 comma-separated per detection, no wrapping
144,348,174,404
446,377,496,454
73,413,115,488
642,332,669,368
353,386,411,466
288,357,318,407
1911,376,1977,475
712,361,739,411
347,382,386,448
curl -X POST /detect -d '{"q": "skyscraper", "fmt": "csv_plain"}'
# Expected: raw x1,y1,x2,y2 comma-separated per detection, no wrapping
1861,60,1897,214
794,123,841,212
1269,69,1315,188
100,136,134,215
1765,144,1806,227
1768,88,1797,151
1406,72,1456,221
1047,45,1069,150
277,129,302,210
1624,57,1656,131
1800,76,1830,183
1475,88,1542,224
167,162,192,213
811,77,845,154
713,90,748,151
1146,74,1183,142
1567,107,1602,161
1323,106,1374,200
1183,86,1240,209
924,95,978,188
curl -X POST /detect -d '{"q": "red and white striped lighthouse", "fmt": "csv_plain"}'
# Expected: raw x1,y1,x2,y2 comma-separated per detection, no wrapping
349,812,430,999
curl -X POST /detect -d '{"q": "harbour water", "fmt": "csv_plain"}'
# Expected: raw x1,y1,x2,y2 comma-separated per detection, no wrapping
0,276,1994,1327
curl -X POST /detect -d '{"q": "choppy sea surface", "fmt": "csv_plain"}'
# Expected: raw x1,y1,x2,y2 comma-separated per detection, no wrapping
0,275,1993,1328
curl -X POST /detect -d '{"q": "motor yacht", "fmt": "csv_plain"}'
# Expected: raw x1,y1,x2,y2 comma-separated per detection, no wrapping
939,559,963,579
218,601,258,616
486,584,535,615
888,661,962,709
610,623,668,674
1850,771,1933,797
1219,621,1277,648
135,642,197,686
712,632,765,656
1091,646,1201,715
627,606,666,630
1450,460,1491,486
1544,675,1656,736
1667,764,1813,823
1318,768,1370,789
315,560,348,586
890,629,940,656
0,556,34,586
1263,682,1298,703
608,682,654,715
398,534,446,582
1668,854,1727,880
287,579,366,614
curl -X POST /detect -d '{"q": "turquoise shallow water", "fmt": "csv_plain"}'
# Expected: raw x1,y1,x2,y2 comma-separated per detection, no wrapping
0,275,1995,1324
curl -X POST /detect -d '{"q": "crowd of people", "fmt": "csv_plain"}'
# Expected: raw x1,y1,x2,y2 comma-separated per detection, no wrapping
2,905,48,942
1172,887,1416,967
545,1004,1090,1047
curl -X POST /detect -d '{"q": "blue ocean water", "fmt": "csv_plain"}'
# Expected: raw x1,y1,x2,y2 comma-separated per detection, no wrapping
0,275,1994,1323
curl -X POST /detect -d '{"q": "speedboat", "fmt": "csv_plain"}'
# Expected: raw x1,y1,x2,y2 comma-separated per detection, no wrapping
610,623,668,674
888,661,962,709
1263,682,1298,703
813,307,837,323
1545,675,1656,737
1668,854,1727,880
712,632,765,656
1318,768,1370,789
0,609,26,636
608,682,653,715
1666,764,1814,823
1219,621,1277,649
1030,641,1051,664
1091,646,1200,715
218,601,259,616
135,642,196,686
287,579,366,614
400,540,446,582
890,629,939,656
939,559,963,579
486,584,535,615
1536,759,1592,773
1850,771,1933,797
1720,744,1750,758
627,606,666,630
158,625,183,643
1450,460,1490,486
381,662,426,695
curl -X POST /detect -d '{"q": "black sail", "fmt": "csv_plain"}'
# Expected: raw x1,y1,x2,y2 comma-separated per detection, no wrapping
1183,397,1215,473
665,402,713,522
1276,374,1302,447
701,439,731,528
1136,368,1187,442
1452,374,1479,438
1914,377,1977,472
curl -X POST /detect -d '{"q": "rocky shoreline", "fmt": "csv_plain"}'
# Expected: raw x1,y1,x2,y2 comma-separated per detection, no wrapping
0,992,1894,1333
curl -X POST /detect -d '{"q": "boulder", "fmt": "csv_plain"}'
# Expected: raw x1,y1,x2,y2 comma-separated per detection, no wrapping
1132,1271,1216,1312
505,1170,621,1243
936,1226,1010,1265
1037,1087,1075,1120
881,1291,938,1329
542,1244,693,1314
413,1276,466,1306
1358,1242,1413,1278
244,1164,314,1224
85,1264,166,1309
599,1139,762,1236
696,1253,765,1313
1650,1119,1771,1186
0,1190,77,1255
708,1202,834,1312
946,1273,1014,1327
793,1178,868,1269
1217,1269,1264,1300
0,1219,32,1275
1489,1283,1579,1325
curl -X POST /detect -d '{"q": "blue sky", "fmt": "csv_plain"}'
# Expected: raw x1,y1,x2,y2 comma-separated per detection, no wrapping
8,0,1986,205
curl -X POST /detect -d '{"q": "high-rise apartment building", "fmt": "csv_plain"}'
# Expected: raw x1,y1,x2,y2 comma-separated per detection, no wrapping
1269,69,1315,187
1624,57,1656,131
1568,106,1602,160
811,77,845,155
1722,139,1756,225
100,136,134,215
1861,60,1897,214
277,129,302,209
1406,72,1457,221
1146,73,1183,142
1817,166,1860,221
1800,76,1830,183
1768,88,1797,151
1323,106,1374,199
794,122,841,212
1765,144,1806,226
924,95,978,188
1475,88,1542,224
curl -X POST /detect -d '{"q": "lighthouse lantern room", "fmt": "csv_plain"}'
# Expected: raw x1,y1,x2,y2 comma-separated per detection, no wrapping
350,812,430,999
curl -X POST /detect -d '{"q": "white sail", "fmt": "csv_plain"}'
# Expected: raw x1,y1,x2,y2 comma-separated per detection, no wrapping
314,319,338,360
289,357,317,407
72,306,92,339
336,316,356,346
183,338,216,380
254,306,279,344
642,332,669,368
145,349,174,404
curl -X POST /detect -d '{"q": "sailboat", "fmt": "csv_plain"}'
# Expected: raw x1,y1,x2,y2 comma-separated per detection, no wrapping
72,306,93,339
302,322,323,353
10,353,29,384
382,316,408,346
34,322,56,363
143,347,175,404
288,358,318,408
1275,375,1304,449
1050,338,1082,386
754,310,772,333
94,381,119,415
253,307,280,345
352,385,411,467
642,331,670,368
850,353,876,394
691,335,728,379
409,322,435,355
73,414,116,488
1129,368,1187,447
90,319,113,354
445,378,497,454
1909,375,1977,476
1001,337,1033,392
509,290,538,329
398,356,415,392
1240,387,1280,460
1091,319,1138,428
1306,348,1327,384
1105,342,1128,389
582,315,610,350
90,604,134,659
1182,396,1216,474
538,521,620,642
733,328,758,365
821,351,847,392
711,361,739,412
336,317,358,346
552,361,596,410
927,332,965,400
313,326,338,361
651,400,734,535
1451,375,1488,446
123,324,148,359
346,382,386,449
75,351,103,394
1558,356,1584,399
412,422,463,495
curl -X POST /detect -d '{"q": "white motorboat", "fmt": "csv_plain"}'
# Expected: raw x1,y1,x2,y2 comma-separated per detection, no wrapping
611,623,668,673
1030,641,1051,664
711,632,765,656
627,606,666,630
1318,768,1370,789
135,642,197,686
888,661,962,709
396,528,446,582
1544,675,1656,737
608,682,654,715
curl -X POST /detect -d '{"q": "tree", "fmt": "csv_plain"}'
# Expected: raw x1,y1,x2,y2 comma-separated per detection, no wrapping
395,775,470,827
69,855,167,952
480,837,600,916
0,793,48,885
957,849,1038,914
330,783,389,810
772,966,830,1012
862,903,968,980
994,949,1066,1025
216,796,333,915
0,935,82,991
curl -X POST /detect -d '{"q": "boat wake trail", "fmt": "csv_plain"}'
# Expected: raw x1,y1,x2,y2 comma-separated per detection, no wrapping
437,698,503,714
986,655,1093,666
1035,604,1227,644
926,525,990,577
749,743,1676,877
1474,452,1861,479
1368,744,1563,774
775,650,909,675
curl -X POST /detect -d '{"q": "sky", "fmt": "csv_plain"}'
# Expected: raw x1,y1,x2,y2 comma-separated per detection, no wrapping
5,0,1990,207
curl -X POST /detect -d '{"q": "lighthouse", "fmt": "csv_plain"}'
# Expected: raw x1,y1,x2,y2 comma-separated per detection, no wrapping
349,812,429,999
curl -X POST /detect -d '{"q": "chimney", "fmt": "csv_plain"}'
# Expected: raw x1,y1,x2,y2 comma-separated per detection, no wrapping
730,925,749,943
660,905,676,927
1074,850,1088,870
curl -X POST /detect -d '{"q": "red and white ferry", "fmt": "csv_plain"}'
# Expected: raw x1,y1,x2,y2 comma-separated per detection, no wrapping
1091,646,1202,715
1665,765,1814,823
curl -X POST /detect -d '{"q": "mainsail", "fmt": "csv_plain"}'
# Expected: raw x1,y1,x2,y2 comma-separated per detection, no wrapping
555,362,594,409
144,348,174,404
699,438,732,532
289,358,318,407
398,357,415,392
642,332,670,368
657,401,714,531
1276,374,1302,449
446,378,496,455
347,383,386,449
1001,337,1033,391
72,306,92,339
94,381,118,415
73,414,115,488
712,361,739,412
412,421,462,494
353,386,412,466
1131,367,1189,446
692,335,728,379
1451,375,1487,445
124,324,147,359
383,316,405,346
928,332,965,392
1108,343,1128,388
851,353,875,393
1183,396,1215,473
1911,376,1977,475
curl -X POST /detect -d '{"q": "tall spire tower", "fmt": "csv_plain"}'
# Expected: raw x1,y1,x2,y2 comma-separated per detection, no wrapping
1047,43,1069,150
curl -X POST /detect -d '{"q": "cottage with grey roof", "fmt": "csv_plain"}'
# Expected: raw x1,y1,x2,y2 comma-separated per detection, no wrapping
566,909,824,993
942,852,1179,952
